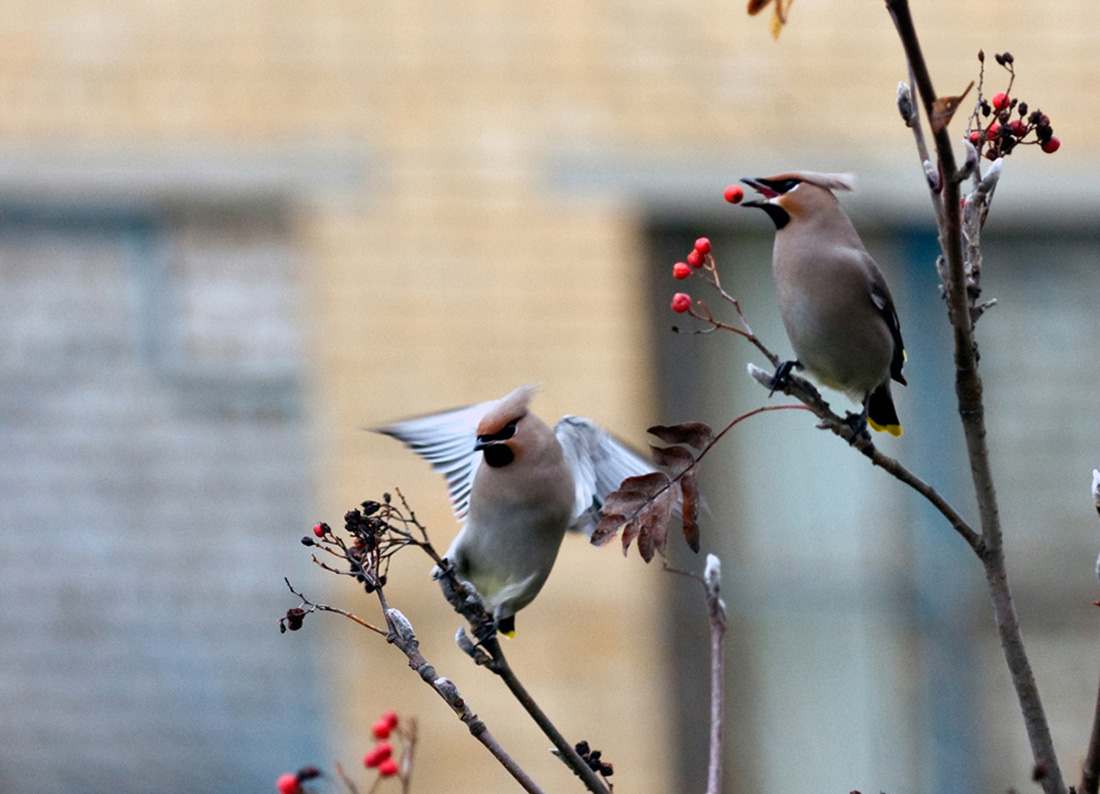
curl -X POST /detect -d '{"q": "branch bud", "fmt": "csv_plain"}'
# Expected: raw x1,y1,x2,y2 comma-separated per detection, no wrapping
704,554,722,593
433,676,463,708
385,608,417,644
977,158,1002,196
922,160,941,192
957,139,978,183
896,82,914,126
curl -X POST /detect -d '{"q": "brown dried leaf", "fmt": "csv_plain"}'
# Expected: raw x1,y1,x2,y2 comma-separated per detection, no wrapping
650,444,694,475
635,518,654,561
680,468,701,553
931,81,974,134
647,422,715,451
601,489,653,517
747,0,771,15
591,513,626,547
618,471,670,496
633,488,674,562
620,514,642,557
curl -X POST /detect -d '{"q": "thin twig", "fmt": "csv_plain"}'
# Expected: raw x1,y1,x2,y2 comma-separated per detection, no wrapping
434,568,612,794
334,761,361,794
661,556,726,794
702,555,726,794
372,587,548,794
747,364,985,553
283,579,389,636
1081,685,1100,794
884,2,1065,792
1079,474,1100,794
689,256,782,367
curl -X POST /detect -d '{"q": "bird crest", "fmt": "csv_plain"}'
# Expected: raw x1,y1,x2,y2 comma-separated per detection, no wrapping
476,384,538,437
772,171,855,193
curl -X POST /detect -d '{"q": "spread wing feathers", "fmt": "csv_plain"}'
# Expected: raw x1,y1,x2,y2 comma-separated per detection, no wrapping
374,399,496,520
554,415,661,537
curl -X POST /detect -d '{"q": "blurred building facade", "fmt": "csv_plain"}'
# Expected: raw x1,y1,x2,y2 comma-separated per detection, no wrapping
0,2,1098,793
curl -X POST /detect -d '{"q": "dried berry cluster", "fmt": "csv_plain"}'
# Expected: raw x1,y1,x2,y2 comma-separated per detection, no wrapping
969,51,1059,159
574,740,615,780
281,495,432,634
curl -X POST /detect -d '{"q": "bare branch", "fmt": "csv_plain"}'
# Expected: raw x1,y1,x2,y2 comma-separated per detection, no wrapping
1079,469,1100,794
885,2,1065,790
703,555,727,794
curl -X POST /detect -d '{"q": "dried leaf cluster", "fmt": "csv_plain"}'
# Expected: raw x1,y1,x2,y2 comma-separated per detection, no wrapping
591,422,713,561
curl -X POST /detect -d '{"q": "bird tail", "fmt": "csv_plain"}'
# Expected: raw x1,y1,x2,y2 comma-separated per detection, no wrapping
866,384,903,437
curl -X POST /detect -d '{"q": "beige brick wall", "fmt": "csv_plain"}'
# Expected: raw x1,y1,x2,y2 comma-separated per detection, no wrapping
3,1,1095,791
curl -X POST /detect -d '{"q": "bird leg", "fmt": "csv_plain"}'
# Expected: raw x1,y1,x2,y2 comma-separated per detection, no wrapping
843,409,872,445
768,359,802,396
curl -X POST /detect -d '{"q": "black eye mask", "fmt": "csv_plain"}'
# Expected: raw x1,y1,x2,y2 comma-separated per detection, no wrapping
476,418,518,445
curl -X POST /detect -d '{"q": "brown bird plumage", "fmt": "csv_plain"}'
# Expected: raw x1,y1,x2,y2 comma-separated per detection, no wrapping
376,385,660,634
742,172,906,436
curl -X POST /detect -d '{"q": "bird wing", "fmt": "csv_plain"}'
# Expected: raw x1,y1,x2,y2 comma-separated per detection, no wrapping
554,415,659,537
374,400,496,520
865,254,907,386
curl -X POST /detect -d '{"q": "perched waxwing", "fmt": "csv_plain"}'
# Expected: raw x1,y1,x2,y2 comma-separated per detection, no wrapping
742,171,907,436
376,385,657,636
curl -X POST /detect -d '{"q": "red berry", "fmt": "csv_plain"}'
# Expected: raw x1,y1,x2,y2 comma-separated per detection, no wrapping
723,185,744,204
1041,136,1060,153
380,710,399,729
967,131,980,145
672,262,691,280
693,237,711,255
991,92,1009,111
364,741,393,768
276,773,301,794
686,249,704,268
1008,120,1027,137
671,293,692,313
312,523,325,538
378,758,399,777
371,720,392,739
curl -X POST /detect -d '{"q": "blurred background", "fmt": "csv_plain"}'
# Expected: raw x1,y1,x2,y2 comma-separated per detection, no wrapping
1,1,1098,793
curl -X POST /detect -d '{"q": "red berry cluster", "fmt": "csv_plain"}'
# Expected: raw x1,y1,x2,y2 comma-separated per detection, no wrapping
969,51,1059,159
670,237,716,313
364,710,403,779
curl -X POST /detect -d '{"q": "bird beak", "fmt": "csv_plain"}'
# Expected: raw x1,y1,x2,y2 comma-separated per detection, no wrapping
740,177,777,207
473,437,493,452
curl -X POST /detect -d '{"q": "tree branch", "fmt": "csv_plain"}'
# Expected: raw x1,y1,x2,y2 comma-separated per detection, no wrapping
374,589,548,794
703,555,726,794
884,2,1065,791
1078,472,1100,794
434,568,612,794
748,364,983,553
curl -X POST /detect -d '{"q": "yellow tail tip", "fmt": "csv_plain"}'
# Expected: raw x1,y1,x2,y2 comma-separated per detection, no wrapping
500,628,515,639
867,418,903,437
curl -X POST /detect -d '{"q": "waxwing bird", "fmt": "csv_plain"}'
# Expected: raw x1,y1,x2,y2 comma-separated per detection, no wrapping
742,171,907,436
376,385,658,635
